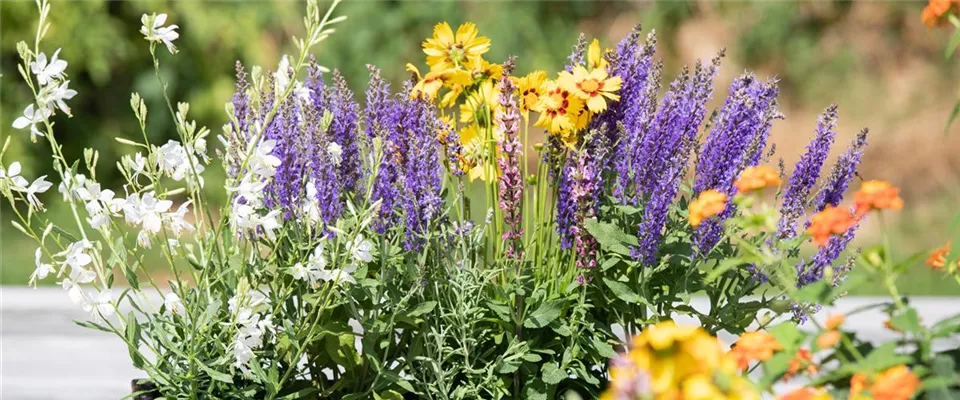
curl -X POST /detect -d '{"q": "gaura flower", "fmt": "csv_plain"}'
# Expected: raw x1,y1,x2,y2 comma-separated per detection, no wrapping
815,330,841,349
926,241,957,271
559,64,622,113
806,205,856,247
736,165,781,193
784,348,817,381
689,190,727,228
459,79,500,126
778,387,833,400
422,22,491,72
534,80,584,136
853,180,903,216
512,70,547,114
850,365,920,400
730,331,782,370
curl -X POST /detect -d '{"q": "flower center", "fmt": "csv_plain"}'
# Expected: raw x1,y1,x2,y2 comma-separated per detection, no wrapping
448,45,465,63
580,79,600,93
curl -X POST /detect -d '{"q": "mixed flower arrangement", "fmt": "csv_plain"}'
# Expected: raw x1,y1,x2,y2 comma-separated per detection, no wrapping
3,1,959,399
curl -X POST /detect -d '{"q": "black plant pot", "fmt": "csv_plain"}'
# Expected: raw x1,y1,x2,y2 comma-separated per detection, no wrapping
131,379,160,400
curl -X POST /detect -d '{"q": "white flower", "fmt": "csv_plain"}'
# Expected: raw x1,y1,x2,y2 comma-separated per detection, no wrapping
30,248,55,284
350,234,373,264
59,239,94,272
58,172,86,201
14,175,53,208
123,192,173,234
156,140,188,180
85,290,115,320
38,80,78,116
125,153,147,179
166,201,194,236
303,180,322,224
0,162,29,190
140,13,180,54
12,104,51,141
30,49,68,86
293,81,311,103
228,290,270,314
318,264,357,286
247,139,282,178
290,243,327,287
164,292,186,315
229,174,267,206
257,210,281,240
274,55,292,95
327,142,343,166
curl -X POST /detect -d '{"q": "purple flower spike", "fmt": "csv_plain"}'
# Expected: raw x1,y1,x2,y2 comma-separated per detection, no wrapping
496,76,524,259
777,105,840,239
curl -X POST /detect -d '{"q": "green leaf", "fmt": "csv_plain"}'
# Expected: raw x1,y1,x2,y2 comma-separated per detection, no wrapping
197,362,234,384
541,363,566,385
407,301,437,317
946,98,960,136
601,278,647,306
860,342,913,371
889,307,922,334
125,312,144,369
74,320,112,333
590,336,617,359
524,301,563,329
583,218,637,256
946,24,960,59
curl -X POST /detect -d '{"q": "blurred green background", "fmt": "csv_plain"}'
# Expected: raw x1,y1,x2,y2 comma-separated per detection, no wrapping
2,1,958,294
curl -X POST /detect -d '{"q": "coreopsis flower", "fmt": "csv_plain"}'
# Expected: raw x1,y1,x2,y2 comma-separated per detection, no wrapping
606,321,759,400
586,38,608,70
140,13,180,54
407,64,471,103
778,387,833,400
815,330,841,349
422,22,491,72
467,57,503,82
736,165,781,193
730,331,782,370
534,80,585,137
850,365,919,400
784,348,817,381
559,64,622,113
30,48,68,86
927,241,957,270
806,205,856,247
853,180,903,216
512,70,547,114
12,104,51,142
459,79,500,126
689,189,727,228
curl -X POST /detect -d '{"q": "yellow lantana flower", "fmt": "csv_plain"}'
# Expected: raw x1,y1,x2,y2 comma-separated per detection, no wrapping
422,22,491,72
559,65,622,113
534,80,584,136
511,70,547,114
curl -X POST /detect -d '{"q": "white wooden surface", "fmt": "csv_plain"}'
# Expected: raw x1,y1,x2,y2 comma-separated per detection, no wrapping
2,287,958,400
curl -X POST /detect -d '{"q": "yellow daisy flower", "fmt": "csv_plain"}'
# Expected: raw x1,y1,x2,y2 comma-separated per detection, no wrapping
459,79,500,126
511,70,547,114
422,22,491,72
534,80,584,136
587,38,608,70
408,63,472,103
559,64,622,113
467,58,503,82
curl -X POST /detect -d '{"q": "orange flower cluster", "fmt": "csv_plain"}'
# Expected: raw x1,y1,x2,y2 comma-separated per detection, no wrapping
730,331,782,370
778,387,833,400
850,365,920,400
735,165,781,194
784,348,818,381
926,241,958,271
689,190,728,228
922,0,957,27
816,314,845,349
806,206,857,247
853,180,903,217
